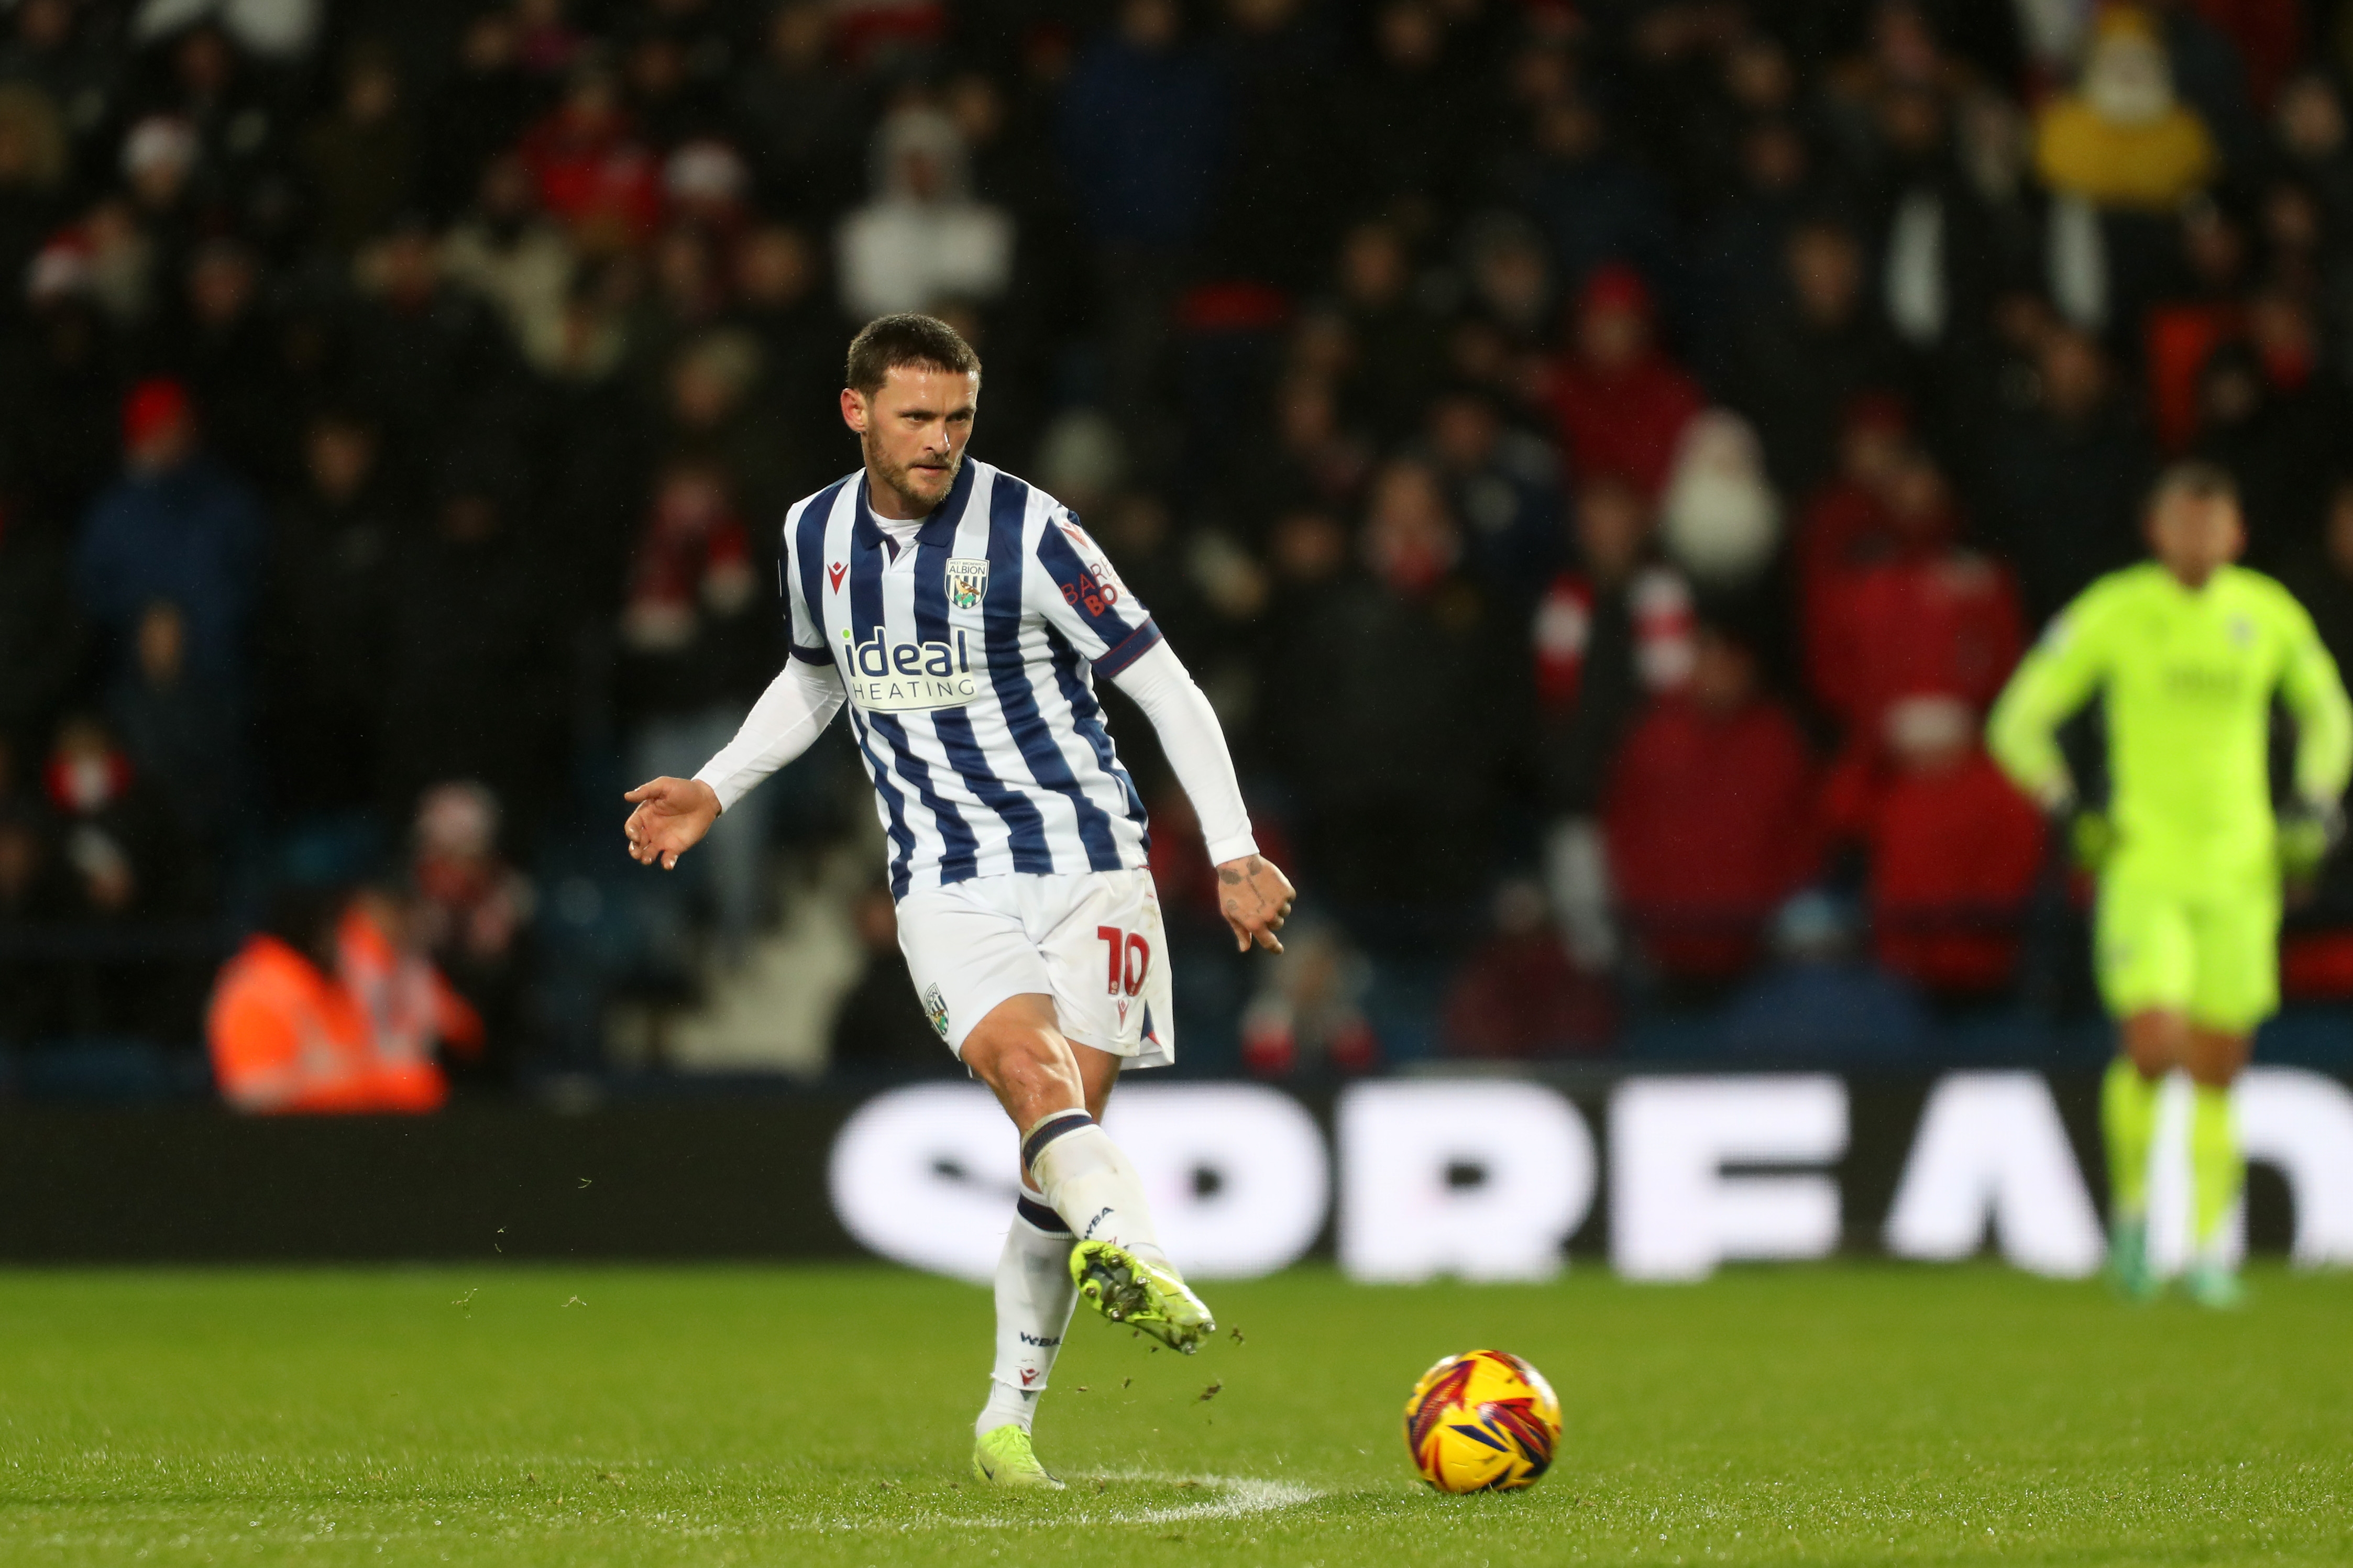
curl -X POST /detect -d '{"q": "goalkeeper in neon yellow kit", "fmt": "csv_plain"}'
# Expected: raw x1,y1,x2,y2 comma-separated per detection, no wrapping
1988,463,2353,1307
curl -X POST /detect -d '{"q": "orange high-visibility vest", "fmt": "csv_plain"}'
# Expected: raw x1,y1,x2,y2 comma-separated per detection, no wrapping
206,935,445,1113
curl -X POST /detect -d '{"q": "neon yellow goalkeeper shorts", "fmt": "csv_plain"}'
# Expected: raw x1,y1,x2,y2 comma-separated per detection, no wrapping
2094,870,2280,1032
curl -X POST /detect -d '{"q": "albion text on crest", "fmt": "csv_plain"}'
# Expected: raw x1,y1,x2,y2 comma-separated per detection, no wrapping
945,557,989,610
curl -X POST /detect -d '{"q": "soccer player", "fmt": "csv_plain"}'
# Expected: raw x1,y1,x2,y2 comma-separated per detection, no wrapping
1988,462,2352,1307
620,314,1295,1484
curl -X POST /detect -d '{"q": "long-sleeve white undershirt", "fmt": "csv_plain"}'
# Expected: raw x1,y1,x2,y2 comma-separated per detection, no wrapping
694,657,847,812
690,640,1259,866
1109,640,1258,865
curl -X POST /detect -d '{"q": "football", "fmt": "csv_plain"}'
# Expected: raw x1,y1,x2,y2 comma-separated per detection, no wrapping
1403,1348,1563,1494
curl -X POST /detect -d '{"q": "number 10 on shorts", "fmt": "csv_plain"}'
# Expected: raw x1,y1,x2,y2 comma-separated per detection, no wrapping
1098,925,1152,997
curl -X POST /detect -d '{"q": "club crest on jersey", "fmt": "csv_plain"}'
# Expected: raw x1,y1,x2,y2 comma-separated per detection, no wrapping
945,556,989,609
923,983,949,1040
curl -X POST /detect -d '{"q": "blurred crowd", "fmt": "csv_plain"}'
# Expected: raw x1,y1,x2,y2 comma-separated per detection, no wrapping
7,0,2353,1092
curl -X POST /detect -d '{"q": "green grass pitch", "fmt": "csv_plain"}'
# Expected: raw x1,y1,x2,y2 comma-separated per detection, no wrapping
0,1263,2347,1566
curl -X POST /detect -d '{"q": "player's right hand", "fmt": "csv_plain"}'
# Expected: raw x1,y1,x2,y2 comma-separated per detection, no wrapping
623,777,722,870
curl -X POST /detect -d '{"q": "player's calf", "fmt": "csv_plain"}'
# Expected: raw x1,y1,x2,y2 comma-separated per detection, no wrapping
1021,1109,1212,1350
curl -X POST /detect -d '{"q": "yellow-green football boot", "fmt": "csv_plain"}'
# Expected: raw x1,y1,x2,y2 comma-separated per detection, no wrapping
972,1423,1063,1489
1069,1240,1214,1353
2106,1214,2160,1304
2182,1259,2248,1311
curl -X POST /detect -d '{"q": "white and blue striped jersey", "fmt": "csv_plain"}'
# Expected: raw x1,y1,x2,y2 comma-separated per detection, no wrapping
781,458,1160,899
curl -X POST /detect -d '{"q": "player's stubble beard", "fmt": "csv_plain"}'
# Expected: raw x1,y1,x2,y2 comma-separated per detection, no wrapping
865,428,962,520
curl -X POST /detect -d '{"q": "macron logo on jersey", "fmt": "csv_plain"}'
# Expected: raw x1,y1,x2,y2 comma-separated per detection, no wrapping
844,627,983,712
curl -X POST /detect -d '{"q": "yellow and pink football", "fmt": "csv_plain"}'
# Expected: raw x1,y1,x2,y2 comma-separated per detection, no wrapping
1403,1348,1563,1494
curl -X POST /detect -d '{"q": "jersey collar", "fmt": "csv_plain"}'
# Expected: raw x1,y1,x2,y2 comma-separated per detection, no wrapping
852,459,977,554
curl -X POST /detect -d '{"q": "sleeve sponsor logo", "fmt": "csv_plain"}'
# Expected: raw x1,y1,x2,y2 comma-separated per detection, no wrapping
1060,569,1121,618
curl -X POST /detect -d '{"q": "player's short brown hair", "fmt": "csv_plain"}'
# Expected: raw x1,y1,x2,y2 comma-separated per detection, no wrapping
2145,459,2239,516
844,313,982,396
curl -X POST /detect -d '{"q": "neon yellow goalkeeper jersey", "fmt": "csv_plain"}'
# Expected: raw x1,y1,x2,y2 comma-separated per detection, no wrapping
1987,562,2353,890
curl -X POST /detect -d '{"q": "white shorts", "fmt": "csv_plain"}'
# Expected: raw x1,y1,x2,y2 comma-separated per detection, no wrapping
895,868,1175,1069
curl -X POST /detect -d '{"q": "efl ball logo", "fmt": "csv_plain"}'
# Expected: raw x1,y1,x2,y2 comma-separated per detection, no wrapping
1403,1349,1562,1494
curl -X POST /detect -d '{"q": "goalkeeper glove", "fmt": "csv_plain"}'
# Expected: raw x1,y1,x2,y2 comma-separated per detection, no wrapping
2279,798,2346,880
2069,807,2117,874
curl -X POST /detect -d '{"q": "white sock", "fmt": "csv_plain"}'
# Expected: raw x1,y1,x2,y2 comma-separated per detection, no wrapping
1024,1111,1171,1269
976,1185,1078,1438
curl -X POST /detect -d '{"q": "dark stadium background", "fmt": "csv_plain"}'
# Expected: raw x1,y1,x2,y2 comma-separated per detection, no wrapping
2,0,2352,1243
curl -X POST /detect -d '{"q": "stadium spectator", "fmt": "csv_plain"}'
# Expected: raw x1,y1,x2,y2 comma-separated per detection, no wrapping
0,499,84,753
254,411,392,820
1809,447,2025,746
1502,86,1676,312
207,887,448,1114
1724,217,1901,500
1603,623,1820,984
341,218,520,485
406,782,533,1078
420,9,536,220
1335,221,1446,446
516,56,663,248
73,378,263,686
1544,263,1703,499
1656,408,1782,593
105,599,235,861
2033,7,2219,212
1421,383,1562,615
301,44,416,256
1060,0,1230,456
1689,117,1814,380
1980,325,2153,620
1441,879,1614,1057
617,459,772,968
168,238,290,495
337,889,483,1087
730,0,864,222
835,102,1012,319
377,467,565,837
1795,395,1912,668
1833,694,2047,997
1261,457,1514,916
0,81,65,306
40,712,191,922
2189,308,2347,560
1533,476,1691,796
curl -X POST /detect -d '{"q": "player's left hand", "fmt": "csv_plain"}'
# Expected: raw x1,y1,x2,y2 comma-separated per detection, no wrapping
623,777,722,870
2279,797,2346,881
1215,854,1294,954
2069,808,2117,873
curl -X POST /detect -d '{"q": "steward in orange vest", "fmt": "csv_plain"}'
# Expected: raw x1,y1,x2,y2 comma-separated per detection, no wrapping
207,889,458,1113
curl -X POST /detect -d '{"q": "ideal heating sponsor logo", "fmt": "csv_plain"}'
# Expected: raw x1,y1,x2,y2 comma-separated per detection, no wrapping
843,628,982,712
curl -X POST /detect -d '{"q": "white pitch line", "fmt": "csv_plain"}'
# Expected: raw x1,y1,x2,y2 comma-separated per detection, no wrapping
794,1470,1321,1532
1120,1475,1321,1523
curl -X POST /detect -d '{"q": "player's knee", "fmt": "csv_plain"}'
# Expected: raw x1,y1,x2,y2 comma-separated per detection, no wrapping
961,998,1080,1104
2183,1027,2250,1089
2120,1010,2182,1077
